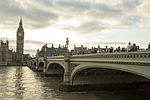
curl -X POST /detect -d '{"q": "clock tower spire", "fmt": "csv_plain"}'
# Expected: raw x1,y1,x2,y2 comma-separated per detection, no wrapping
16,17,24,63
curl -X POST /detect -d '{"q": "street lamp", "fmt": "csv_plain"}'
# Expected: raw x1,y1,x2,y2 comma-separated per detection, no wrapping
66,37,69,49
44,45,47,58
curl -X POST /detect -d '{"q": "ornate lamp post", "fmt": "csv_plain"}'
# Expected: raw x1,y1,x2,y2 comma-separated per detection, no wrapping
43,44,47,73
66,37,69,49
64,37,70,83
44,45,47,58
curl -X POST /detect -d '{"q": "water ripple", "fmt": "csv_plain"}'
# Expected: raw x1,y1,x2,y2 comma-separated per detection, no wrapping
0,66,150,100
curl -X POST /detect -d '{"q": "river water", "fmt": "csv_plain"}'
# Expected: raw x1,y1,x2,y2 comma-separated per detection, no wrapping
0,66,150,100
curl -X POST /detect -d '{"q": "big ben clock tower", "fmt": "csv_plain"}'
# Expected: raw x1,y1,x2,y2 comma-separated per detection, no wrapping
16,17,24,63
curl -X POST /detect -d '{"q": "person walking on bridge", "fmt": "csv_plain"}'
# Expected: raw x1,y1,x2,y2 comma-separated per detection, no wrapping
148,42,150,50
127,42,132,52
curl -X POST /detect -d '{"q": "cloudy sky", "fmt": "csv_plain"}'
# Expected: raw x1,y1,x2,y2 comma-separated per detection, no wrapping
0,0,150,55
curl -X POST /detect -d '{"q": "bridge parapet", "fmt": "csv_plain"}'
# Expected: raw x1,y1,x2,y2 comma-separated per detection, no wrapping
28,51,150,69
47,56,64,59
47,56,64,61
69,51,150,67
70,51,150,59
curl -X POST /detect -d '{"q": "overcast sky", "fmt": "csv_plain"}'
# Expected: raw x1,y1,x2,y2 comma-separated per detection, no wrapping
0,0,150,55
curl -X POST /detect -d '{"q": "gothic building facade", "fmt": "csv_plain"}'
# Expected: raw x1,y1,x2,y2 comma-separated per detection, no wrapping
71,45,88,55
36,44,68,57
0,18,25,65
0,41,16,65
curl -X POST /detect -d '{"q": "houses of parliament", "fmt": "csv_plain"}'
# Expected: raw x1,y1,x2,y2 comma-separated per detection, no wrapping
0,18,25,65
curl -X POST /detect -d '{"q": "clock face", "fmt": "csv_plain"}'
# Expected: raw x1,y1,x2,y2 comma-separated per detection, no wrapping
18,32,22,36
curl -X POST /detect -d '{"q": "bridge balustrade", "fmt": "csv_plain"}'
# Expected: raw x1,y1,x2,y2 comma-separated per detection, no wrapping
69,51,150,66
70,51,150,59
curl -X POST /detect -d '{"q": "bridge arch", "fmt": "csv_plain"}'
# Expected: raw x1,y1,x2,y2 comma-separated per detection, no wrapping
37,61,45,71
71,63,150,85
46,62,65,76
33,61,36,68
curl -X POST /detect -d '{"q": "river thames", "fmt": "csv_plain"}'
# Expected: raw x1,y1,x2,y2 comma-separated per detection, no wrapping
0,66,150,100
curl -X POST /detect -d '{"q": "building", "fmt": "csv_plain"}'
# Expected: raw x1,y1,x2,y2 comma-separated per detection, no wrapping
16,17,24,63
71,45,88,55
23,54,31,65
0,40,16,65
0,17,25,65
88,45,110,53
36,44,68,57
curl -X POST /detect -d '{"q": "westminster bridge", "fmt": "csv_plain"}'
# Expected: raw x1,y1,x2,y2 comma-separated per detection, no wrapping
28,51,150,91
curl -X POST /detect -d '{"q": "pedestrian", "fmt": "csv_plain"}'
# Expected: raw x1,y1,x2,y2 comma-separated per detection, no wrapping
110,47,113,53
148,42,150,50
106,46,108,53
132,44,137,51
127,42,132,52
117,46,120,52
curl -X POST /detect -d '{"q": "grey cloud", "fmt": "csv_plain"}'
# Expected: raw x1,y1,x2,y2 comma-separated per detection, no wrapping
117,16,142,27
73,21,106,33
0,0,58,29
0,0,149,36
0,0,123,31
95,4,121,14
55,1,91,16
0,0,24,16
72,16,142,34
55,1,124,33
125,16,141,26
23,6,58,29
58,1,90,9
37,0,54,5
90,4,123,19
122,0,141,10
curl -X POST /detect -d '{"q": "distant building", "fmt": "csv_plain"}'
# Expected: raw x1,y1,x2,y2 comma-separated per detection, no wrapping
36,44,68,57
0,40,16,65
88,45,111,53
71,45,88,55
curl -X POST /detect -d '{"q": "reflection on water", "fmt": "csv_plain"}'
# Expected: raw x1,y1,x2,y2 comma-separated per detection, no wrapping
0,66,150,100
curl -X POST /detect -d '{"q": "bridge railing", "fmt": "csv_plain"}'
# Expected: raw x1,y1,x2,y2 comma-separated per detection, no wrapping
29,51,150,67
69,51,150,66
34,51,150,61
70,51,150,60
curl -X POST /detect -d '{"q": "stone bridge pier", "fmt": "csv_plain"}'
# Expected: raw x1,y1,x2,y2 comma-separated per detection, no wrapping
34,54,72,91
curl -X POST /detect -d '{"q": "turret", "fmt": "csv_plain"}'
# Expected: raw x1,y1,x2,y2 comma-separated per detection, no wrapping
52,44,54,48
19,16,23,26
18,17,23,31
